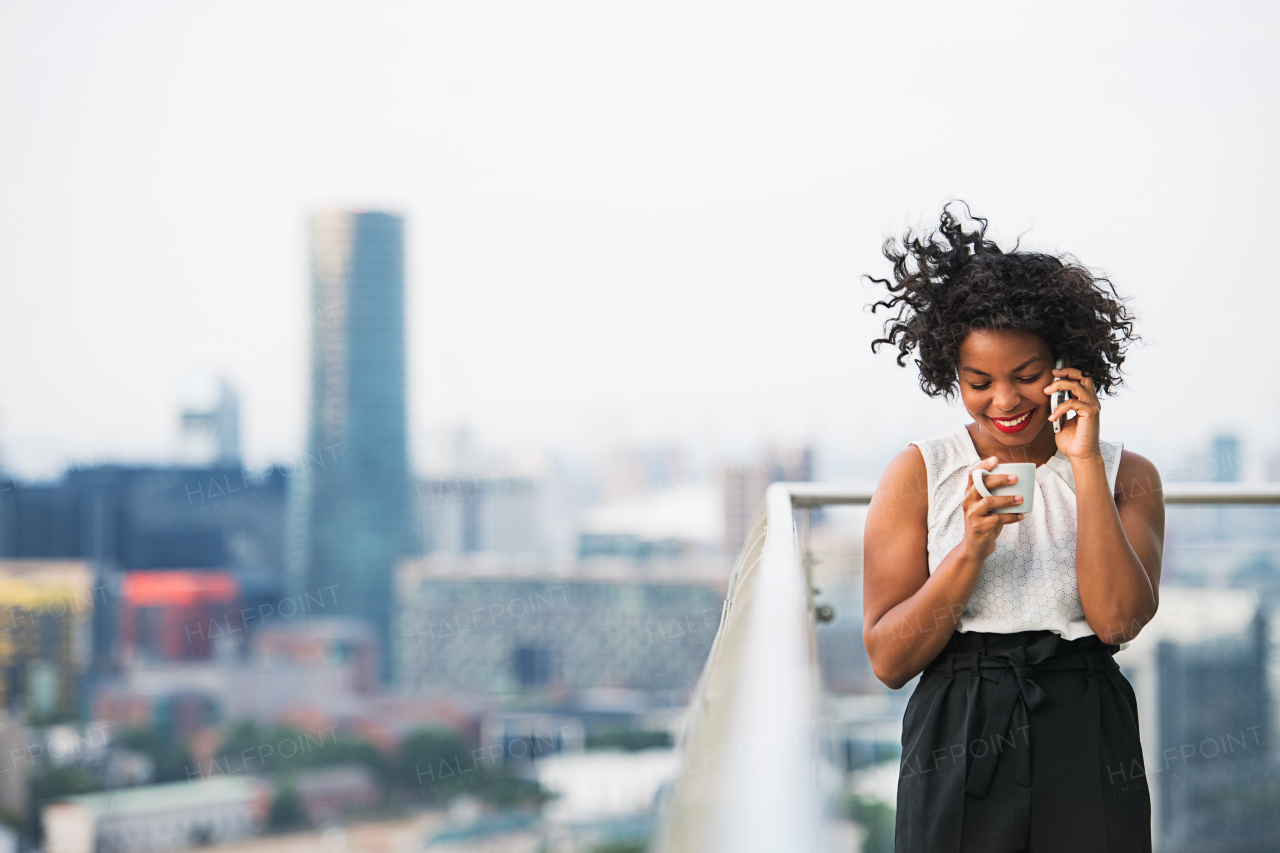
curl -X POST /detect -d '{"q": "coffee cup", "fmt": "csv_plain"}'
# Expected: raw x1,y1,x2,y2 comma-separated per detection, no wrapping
971,463,1036,515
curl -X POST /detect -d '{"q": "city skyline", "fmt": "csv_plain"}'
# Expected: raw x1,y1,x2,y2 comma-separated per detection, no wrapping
4,5,1278,851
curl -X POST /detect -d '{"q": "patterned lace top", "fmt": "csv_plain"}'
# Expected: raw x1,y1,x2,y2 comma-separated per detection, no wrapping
909,424,1123,640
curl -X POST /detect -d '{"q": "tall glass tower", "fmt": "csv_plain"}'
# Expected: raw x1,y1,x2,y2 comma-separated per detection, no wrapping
293,211,411,680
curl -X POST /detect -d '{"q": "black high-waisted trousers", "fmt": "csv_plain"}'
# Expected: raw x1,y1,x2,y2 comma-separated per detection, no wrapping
894,630,1151,853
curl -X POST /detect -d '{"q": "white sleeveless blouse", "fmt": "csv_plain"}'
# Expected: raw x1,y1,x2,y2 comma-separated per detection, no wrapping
910,424,1123,640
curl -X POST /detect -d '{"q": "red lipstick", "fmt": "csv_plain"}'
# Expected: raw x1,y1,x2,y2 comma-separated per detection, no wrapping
989,408,1036,434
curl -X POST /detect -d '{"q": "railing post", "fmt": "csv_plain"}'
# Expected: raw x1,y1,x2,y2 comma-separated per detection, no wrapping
801,505,814,609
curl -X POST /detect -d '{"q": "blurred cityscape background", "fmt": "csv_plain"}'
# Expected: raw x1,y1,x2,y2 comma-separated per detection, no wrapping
4,2,1280,852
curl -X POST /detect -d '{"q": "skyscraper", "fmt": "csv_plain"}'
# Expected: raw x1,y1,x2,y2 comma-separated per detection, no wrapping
293,211,411,679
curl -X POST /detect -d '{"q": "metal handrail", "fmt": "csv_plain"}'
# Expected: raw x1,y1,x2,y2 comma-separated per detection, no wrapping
786,480,1280,507
650,483,821,853
651,479,1280,852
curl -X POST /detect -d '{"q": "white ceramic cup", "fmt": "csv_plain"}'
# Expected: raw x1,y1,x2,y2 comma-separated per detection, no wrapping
971,463,1036,515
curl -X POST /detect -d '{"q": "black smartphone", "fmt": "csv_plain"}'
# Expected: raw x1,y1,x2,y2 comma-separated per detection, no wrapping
1052,357,1071,433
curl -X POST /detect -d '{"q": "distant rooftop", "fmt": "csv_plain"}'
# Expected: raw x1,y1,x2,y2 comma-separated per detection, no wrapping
0,560,95,606
52,776,265,817
581,485,722,544
397,553,729,587
256,614,376,640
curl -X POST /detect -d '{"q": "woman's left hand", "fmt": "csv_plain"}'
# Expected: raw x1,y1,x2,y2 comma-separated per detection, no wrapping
1045,367,1102,461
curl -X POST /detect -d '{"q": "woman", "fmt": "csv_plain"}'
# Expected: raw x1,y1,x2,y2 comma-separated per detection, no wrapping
862,205,1164,853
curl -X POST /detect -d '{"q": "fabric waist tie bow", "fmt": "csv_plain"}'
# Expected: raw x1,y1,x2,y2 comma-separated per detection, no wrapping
925,632,1122,799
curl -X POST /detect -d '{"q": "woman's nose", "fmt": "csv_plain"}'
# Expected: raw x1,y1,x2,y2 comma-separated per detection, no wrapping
993,386,1020,412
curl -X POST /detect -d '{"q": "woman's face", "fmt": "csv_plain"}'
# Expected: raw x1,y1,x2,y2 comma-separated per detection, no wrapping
956,328,1055,449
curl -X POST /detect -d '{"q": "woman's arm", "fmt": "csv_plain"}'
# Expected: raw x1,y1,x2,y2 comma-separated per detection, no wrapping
1046,366,1163,643
1073,449,1164,643
863,446,1024,689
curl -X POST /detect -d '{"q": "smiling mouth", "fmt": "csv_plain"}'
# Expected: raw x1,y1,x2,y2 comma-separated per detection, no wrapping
990,409,1035,433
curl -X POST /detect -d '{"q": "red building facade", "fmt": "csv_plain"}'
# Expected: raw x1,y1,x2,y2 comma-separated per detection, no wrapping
119,571,239,660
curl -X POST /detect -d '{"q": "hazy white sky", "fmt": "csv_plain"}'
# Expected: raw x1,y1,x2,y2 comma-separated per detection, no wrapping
2,0,1278,481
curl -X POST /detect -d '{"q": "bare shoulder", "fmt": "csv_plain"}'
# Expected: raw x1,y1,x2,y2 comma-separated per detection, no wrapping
870,445,930,517
864,446,932,668
1113,449,1165,594
1114,449,1162,505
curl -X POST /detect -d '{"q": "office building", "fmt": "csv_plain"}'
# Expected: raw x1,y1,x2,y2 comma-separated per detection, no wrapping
42,776,269,853
0,719,29,820
419,476,543,556
292,211,412,680
722,445,812,555
0,466,287,575
118,571,240,661
1119,588,1280,852
96,616,379,733
578,482,722,560
0,561,95,718
1150,605,1278,852
396,555,725,699
0,465,288,668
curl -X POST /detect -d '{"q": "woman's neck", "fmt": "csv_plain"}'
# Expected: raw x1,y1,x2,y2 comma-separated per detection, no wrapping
965,422,1059,466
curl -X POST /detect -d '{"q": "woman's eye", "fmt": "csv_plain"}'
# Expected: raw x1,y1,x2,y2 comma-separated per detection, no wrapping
967,373,1039,389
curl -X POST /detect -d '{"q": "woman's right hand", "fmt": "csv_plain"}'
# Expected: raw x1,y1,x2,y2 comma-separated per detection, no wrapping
961,456,1025,561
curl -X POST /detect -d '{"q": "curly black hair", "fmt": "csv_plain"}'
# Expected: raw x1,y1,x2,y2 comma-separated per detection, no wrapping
867,203,1138,399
